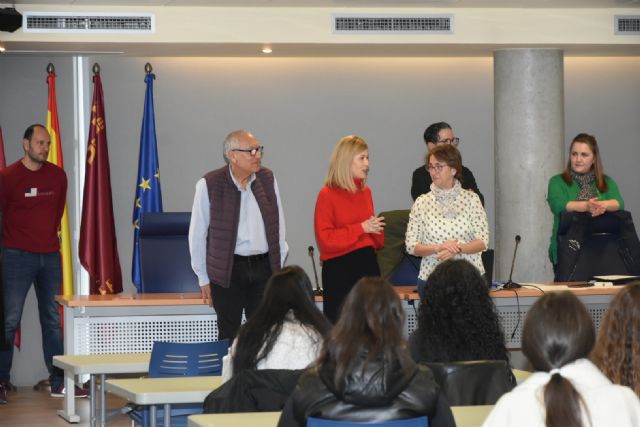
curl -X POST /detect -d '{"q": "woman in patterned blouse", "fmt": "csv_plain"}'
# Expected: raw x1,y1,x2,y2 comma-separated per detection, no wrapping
405,144,489,297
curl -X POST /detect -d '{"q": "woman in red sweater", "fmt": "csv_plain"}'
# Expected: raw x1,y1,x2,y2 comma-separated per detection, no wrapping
314,135,385,322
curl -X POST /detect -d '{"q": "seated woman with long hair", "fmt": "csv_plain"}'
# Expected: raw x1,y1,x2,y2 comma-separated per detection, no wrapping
410,259,509,363
591,283,640,398
483,292,640,427
221,266,330,382
278,276,455,427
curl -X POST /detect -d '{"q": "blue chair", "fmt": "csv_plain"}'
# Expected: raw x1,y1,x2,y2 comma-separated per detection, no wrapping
138,212,200,293
307,416,428,427
130,340,229,427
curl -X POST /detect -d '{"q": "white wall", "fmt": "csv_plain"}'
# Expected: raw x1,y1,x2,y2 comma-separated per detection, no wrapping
1,55,639,385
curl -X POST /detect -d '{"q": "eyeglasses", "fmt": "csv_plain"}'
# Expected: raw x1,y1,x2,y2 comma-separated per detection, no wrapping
427,163,446,173
232,146,264,157
436,137,460,147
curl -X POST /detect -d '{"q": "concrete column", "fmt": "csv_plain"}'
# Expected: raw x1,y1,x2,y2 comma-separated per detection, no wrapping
494,49,564,283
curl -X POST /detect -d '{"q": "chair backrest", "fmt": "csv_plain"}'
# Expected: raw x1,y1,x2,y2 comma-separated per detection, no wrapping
556,211,638,281
481,249,494,285
377,209,425,286
307,416,428,427
139,212,200,293
148,340,230,378
425,360,515,406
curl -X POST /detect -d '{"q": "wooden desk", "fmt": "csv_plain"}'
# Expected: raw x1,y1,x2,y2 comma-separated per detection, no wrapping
105,376,223,427
399,283,620,349
54,289,407,357
55,293,217,355
451,405,493,427
53,353,150,426
56,284,618,364
512,368,532,384
187,406,494,427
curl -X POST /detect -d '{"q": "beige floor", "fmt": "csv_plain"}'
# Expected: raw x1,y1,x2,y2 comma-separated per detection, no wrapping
1,385,133,427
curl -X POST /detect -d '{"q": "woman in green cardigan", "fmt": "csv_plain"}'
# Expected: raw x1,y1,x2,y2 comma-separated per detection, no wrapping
547,133,624,267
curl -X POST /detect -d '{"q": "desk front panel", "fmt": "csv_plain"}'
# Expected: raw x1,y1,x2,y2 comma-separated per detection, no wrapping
61,286,615,354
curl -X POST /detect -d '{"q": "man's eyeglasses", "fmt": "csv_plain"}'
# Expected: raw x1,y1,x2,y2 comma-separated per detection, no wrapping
233,146,264,157
427,164,446,173
436,137,460,147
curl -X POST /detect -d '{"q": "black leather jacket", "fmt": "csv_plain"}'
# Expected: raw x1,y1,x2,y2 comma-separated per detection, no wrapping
277,352,455,427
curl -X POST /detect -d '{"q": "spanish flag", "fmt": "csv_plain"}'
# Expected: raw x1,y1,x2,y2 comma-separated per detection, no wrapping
46,67,74,298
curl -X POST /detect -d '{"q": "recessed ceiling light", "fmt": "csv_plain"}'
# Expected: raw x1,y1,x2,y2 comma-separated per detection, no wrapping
262,46,272,54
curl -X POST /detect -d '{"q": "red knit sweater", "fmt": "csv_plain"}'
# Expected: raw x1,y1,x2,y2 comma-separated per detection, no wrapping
314,179,384,262
0,160,67,253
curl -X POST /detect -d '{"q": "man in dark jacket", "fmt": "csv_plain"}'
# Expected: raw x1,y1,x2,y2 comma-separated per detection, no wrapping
411,121,484,205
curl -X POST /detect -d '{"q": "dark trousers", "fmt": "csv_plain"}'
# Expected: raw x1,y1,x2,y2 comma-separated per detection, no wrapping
0,249,64,387
211,255,272,341
321,246,380,323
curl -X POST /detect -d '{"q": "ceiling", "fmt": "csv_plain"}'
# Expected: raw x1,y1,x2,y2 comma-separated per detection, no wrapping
2,1,639,57
6,0,640,8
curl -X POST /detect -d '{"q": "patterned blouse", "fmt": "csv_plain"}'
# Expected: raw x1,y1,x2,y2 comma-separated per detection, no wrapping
405,183,489,281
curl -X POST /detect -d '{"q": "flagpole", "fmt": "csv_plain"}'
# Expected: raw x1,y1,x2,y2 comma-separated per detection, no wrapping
131,62,163,291
79,62,123,295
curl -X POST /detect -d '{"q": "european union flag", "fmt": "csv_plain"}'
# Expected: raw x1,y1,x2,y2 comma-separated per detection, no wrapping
132,72,163,290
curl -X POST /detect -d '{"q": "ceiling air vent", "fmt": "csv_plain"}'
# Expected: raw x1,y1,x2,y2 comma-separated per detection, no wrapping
333,15,453,34
615,15,640,35
23,12,154,33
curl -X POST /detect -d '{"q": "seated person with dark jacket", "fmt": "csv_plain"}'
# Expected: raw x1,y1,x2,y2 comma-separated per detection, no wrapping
409,260,515,405
411,121,484,205
278,277,455,427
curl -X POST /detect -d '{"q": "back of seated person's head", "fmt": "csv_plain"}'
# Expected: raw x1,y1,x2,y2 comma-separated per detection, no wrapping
413,259,508,363
233,265,330,374
319,276,415,393
523,291,595,427
591,283,640,397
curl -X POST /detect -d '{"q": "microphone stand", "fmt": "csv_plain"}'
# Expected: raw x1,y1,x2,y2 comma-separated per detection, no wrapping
308,246,323,296
503,235,522,289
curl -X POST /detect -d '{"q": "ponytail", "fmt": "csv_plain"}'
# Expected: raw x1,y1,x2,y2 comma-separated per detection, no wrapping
544,373,591,427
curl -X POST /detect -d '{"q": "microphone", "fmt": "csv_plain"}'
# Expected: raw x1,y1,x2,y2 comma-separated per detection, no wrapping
503,235,522,289
308,245,323,296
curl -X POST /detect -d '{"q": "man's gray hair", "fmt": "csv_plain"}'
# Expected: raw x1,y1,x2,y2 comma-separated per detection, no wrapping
222,130,248,163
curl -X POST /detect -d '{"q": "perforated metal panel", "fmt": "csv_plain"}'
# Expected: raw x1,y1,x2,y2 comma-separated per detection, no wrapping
24,12,154,33
615,15,640,34
402,298,609,348
403,300,419,336
334,15,453,34
74,315,217,354
497,304,609,348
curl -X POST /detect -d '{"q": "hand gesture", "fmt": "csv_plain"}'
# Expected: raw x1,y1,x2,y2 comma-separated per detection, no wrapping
587,198,606,217
362,215,386,234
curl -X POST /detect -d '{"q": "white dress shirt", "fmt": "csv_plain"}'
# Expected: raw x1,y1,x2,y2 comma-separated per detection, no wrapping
188,166,288,286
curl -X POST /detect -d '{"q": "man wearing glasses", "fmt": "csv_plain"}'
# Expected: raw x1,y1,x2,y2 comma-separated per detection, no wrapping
189,130,288,340
410,121,484,205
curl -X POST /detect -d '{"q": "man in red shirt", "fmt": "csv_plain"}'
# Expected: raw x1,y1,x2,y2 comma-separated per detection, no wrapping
0,124,81,403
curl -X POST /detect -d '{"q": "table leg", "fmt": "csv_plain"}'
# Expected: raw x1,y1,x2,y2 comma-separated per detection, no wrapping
89,375,96,427
56,369,80,423
164,404,171,427
150,405,157,427
99,374,106,427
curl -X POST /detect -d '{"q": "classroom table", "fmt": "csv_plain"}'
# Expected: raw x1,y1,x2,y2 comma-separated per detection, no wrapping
400,282,619,348
56,284,619,361
187,405,494,427
53,353,150,426
104,375,224,427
